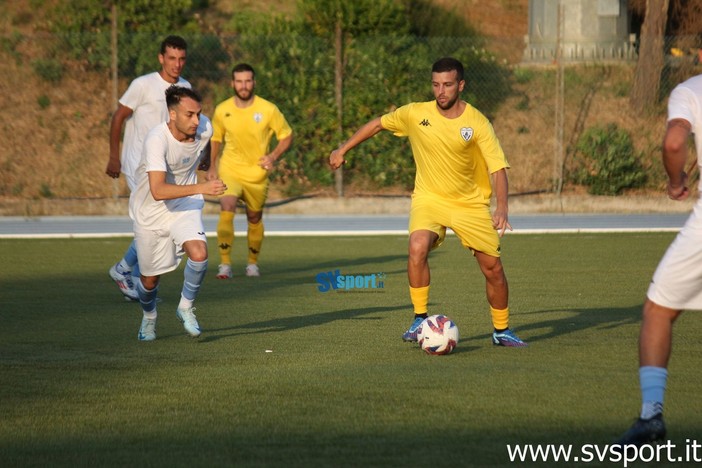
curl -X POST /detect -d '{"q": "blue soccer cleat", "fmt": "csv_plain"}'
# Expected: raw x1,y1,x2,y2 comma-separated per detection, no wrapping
492,329,528,347
402,316,425,342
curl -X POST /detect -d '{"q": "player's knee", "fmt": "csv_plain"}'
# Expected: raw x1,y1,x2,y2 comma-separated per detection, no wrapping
190,252,208,263
247,211,262,224
185,241,208,262
141,276,159,290
220,197,237,212
408,241,430,263
480,257,505,280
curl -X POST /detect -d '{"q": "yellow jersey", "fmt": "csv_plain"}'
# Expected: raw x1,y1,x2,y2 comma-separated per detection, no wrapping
380,101,509,203
212,96,292,183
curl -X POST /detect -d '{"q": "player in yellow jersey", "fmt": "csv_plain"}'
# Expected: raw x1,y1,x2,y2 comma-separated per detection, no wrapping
329,57,526,347
207,63,293,279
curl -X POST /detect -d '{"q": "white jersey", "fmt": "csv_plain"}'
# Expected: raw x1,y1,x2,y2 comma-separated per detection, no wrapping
119,72,191,181
647,74,702,310
667,74,702,188
129,116,212,230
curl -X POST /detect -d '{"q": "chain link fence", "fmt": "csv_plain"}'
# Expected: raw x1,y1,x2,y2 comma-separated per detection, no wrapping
2,32,701,202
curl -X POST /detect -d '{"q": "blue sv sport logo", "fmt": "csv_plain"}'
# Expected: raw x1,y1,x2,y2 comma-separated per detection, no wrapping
315,269,386,293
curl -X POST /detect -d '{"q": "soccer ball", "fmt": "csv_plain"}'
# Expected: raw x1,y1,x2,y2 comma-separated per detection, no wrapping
418,315,459,355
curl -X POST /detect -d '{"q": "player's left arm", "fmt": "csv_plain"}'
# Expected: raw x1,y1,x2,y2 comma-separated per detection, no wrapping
491,168,512,237
260,133,293,171
260,108,293,170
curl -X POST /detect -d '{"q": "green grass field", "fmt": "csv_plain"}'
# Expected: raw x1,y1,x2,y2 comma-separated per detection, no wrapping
1,233,701,467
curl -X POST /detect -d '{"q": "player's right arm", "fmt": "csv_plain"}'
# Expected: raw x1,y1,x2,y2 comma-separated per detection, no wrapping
329,117,385,170
148,171,226,199
106,104,134,178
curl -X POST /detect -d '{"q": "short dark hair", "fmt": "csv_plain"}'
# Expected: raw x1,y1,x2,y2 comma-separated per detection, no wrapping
231,63,255,78
432,57,464,82
160,35,188,54
165,86,201,109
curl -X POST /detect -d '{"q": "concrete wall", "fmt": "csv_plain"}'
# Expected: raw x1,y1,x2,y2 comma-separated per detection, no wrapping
523,0,636,62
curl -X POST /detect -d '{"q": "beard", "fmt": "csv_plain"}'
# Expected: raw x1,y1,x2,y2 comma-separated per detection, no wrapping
235,88,254,101
436,93,459,110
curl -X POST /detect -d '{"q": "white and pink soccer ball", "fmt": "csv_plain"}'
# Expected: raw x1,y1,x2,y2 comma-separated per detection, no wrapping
417,314,459,355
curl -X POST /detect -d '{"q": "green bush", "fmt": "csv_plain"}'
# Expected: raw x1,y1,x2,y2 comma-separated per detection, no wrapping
1,31,24,64
37,95,51,109
39,183,54,199
32,58,64,82
571,123,647,195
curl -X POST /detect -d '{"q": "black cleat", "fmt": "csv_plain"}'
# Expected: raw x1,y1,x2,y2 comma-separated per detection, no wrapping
615,414,666,447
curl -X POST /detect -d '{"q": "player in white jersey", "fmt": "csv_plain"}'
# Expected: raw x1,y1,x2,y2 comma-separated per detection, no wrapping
106,35,191,301
130,86,226,341
616,74,702,446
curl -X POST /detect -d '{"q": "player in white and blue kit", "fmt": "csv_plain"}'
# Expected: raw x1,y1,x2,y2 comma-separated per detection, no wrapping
617,73,702,445
130,86,226,341
106,35,191,301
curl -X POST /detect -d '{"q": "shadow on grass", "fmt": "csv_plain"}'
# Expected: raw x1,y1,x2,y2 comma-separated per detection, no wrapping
464,305,642,344
270,253,410,276
200,304,408,342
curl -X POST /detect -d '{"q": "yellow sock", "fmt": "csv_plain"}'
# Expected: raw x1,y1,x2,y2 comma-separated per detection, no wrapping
247,220,264,264
490,306,509,330
409,285,429,314
217,211,235,265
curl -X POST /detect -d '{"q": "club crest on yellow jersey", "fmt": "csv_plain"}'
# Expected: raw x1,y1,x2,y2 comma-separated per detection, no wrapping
460,127,473,141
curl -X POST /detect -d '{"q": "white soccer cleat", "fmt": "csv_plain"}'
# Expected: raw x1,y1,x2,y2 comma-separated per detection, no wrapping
176,307,201,337
109,264,138,301
138,317,157,341
216,263,232,279
245,263,260,277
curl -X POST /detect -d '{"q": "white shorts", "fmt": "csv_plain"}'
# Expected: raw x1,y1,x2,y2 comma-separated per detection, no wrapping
647,201,702,310
134,210,207,277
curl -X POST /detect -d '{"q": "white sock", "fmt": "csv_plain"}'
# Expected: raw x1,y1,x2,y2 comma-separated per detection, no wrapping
143,310,157,320
178,294,194,311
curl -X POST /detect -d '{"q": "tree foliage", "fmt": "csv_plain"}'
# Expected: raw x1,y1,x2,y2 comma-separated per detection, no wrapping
51,0,220,77
48,0,511,191
221,0,510,190
298,0,409,37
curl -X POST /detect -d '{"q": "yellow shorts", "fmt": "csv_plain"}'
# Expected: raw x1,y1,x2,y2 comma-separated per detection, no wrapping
409,195,501,257
220,175,269,212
